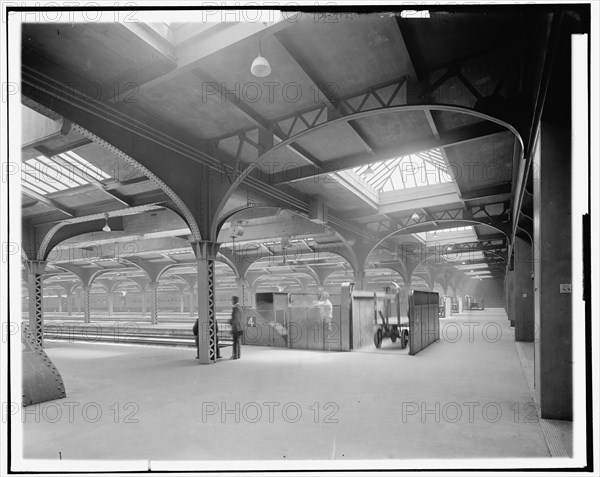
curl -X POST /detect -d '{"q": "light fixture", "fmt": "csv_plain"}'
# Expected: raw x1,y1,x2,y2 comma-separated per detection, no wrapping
363,165,375,178
230,222,244,238
251,38,271,77
411,212,419,221
230,221,245,257
433,230,438,237
102,214,111,232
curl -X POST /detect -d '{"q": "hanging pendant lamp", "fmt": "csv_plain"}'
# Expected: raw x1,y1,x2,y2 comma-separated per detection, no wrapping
251,38,271,78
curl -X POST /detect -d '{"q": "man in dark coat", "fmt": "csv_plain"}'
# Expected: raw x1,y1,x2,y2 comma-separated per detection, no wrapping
230,296,243,360
193,319,199,359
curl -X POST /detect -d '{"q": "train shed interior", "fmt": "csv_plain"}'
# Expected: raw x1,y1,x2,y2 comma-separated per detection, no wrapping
2,3,596,475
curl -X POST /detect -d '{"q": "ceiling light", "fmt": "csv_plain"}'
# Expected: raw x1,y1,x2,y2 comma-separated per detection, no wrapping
230,223,244,238
411,212,419,221
102,214,111,232
251,38,271,77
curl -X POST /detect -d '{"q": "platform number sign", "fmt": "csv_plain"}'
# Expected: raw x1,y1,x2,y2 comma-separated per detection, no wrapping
247,316,257,327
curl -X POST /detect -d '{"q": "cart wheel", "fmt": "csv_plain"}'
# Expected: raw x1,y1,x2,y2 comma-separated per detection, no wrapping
374,329,383,348
400,330,408,349
391,334,397,343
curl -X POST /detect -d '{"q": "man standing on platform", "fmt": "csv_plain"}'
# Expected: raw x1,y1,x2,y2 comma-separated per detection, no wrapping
193,318,199,359
230,296,243,360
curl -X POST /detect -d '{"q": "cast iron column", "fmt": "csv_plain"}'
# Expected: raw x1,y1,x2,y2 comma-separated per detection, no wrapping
149,281,159,325
25,260,47,347
192,241,220,364
82,285,91,323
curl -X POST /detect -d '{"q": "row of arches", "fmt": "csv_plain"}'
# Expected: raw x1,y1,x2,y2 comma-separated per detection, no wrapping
22,260,462,324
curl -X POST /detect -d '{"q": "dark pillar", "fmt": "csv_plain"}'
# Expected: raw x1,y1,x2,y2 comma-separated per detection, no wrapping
533,121,572,420
192,241,220,364
513,237,534,341
56,290,63,313
149,281,158,325
141,289,147,317
107,291,114,317
25,260,47,347
237,278,250,307
505,269,515,326
82,285,91,323
66,291,73,316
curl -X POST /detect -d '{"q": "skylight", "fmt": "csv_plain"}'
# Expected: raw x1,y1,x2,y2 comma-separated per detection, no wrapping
464,270,491,275
426,226,471,237
354,149,451,192
22,152,110,195
400,10,430,18
456,263,490,270
442,250,485,263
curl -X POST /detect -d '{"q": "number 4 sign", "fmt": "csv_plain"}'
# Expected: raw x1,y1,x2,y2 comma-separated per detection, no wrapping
246,316,257,327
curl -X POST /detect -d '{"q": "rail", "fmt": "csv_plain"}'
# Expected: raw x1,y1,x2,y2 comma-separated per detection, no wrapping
28,319,234,348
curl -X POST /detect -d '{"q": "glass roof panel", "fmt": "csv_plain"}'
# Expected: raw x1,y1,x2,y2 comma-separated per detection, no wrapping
61,151,110,181
21,151,112,196
456,263,490,270
22,167,60,193
21,176,52,195
426,226,471,238
355,148,452,192
31,156,85,189
36,156,88,186
464,270,491,275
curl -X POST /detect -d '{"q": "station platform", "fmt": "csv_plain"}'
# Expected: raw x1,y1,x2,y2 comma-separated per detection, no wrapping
18,309,570,469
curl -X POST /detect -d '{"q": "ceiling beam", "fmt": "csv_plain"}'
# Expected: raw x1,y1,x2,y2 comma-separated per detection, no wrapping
195,70,323,168
112,21,293,102
268,120,506,185
272,35,376,156
393,19,466,201
460,183,512,201
21,186,76,217
120,22,177,60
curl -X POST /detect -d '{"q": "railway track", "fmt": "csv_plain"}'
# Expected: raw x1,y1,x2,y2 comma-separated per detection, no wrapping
31,320,233,348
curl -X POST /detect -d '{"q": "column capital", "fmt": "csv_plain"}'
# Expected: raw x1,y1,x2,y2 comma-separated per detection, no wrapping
25,260,47,275
191,241,221,261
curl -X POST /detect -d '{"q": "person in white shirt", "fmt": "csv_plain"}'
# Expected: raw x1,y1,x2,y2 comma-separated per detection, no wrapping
309,291,333,349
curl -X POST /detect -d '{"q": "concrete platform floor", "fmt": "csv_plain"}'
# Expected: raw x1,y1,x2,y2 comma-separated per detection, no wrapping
20,309,556,467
